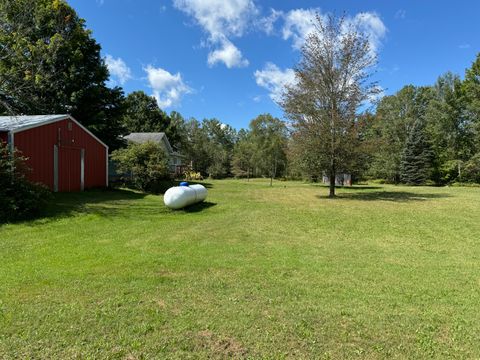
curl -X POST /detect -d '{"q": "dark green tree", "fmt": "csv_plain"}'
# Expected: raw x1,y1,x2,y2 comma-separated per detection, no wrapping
400,120,433,185
232,129,255,179
463,53,480,153
0,0,124,148
368,86,435,182
122,91,170,133
249,114,288,185
0,143,50,222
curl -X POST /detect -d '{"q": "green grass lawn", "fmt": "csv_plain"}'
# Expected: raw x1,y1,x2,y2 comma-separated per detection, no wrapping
1,180,480,359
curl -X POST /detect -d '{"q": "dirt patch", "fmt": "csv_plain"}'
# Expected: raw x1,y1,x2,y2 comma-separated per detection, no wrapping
196,330,248,358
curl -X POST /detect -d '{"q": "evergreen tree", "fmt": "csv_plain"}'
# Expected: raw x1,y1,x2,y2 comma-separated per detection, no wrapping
400,120,433,184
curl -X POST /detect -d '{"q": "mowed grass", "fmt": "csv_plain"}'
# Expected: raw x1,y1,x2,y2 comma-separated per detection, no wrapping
1,180,480,359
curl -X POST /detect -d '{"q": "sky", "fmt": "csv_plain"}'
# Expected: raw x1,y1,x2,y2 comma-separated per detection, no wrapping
69,0,480,129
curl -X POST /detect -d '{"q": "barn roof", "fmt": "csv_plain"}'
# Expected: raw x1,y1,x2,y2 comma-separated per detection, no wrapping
0,114,68,131
124,132,173,153
0,114,108,149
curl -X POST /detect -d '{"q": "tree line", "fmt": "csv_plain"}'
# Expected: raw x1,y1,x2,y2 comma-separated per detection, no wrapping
2,1,480,192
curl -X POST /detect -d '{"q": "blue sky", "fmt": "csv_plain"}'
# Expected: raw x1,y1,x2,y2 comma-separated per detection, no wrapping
69,0,479,129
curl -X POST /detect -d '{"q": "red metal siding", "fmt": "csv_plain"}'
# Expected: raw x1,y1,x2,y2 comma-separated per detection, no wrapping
13,118,107,191
0,131,7,144
59,147,82,192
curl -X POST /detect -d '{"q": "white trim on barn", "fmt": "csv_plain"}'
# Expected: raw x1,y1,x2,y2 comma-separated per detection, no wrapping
80,148,85,191
105,146,109,187
8,131,14,153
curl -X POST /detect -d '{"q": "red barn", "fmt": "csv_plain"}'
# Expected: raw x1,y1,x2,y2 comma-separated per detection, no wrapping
0,115,108,192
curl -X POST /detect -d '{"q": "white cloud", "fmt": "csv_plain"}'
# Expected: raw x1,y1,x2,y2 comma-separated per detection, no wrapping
257,8,283,35
282,8,320,50
105,55,132,85
395,9,406,19
281,9,387,55
207,39,248,68
459,44,471,49
144,65,191,108
254,62,296,102
173,0,257,68
353,12,387,53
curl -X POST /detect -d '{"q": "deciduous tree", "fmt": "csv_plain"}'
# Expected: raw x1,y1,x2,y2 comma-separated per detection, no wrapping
282,14,379,197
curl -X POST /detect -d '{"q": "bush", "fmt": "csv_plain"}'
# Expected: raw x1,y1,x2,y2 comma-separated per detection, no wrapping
463,153,480,183
184,170,203,181
0,143,51,222
111,141,171,192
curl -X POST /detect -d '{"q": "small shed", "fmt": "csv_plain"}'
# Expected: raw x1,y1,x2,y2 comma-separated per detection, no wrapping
0,114,108,192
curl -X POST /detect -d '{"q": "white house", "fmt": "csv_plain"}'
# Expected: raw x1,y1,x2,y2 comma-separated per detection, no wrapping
124,132,186,174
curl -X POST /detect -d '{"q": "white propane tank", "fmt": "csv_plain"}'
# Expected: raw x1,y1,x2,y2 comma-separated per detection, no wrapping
164,183,208,209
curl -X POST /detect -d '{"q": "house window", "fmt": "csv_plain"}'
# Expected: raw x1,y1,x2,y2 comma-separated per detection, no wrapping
68,122,73,131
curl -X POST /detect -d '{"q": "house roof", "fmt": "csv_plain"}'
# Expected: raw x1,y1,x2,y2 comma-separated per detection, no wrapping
0,114,68,131
0,114,107,149
124,132,173,153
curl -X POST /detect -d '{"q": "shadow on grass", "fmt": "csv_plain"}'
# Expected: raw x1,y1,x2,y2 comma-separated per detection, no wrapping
38,188,149,221
181,201,217,213
316,191,451,202
308,184,383,191
12,185,217,225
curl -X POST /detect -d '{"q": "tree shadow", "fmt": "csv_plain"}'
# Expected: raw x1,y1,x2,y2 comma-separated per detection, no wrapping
309,184,383,190
8,189,148,225
316,191,451,202
181,201,217,213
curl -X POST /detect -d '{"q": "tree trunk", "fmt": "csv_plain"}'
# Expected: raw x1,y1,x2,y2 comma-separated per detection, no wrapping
329,161,336,198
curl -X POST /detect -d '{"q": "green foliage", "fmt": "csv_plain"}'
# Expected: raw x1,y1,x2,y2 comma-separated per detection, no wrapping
0,143,51,222
249,114,288,183
111,141,170,192
122,91,169,133
282,15,378,196
463,153,480,183
232,129,255,178
0,0,125,149
121,91,187,150
183,118,236,178
400,120,433,185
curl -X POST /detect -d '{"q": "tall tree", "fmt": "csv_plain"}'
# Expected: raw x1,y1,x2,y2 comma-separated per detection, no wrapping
183,118,236,178
369,86,435,182
400,120,433,185
122,91,170,133
282,14,379,197
249,114,288,186
0,0,124,148
463,53,480,153
425,73,471,183
232,129,255,179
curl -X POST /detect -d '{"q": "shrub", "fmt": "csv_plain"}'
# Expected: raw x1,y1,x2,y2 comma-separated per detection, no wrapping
463,153,480,183
111,141,171,192
184,170,203,181
0,143,51,222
